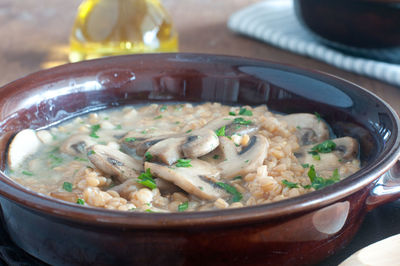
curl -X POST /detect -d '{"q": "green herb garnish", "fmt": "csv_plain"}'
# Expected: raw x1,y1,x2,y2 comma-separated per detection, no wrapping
145,209,154,213
22,170,34,176
125,137,136,143
233,176,242,180
308,151,321,161
74,157,88,162
233,117,252,125
176,159,192,167
216,182,242,202
282,179,299,188
186,129,192,133
115,124,122,130
89,124,101,138
229,111,236,116
49,153,63,168
145,152,153,162
239,108,253,116
77,198,85,205
311,140,336,153
154,115,162,120
215,126,226,137
178,201,189,212
306,165,340,190
213,154,220,160
87,150,96,156
160,105,167,112
301,163,310,168
137,168,157,189
62,182,73,192
314,112,322,122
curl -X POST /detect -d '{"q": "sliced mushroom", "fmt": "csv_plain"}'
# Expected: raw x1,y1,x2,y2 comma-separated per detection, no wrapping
294,137,359,172
146,137,186,165
60,134,96,156
280,113,329,145
203,116,259,136
218,135,269,179
87,144,142,183
8,129,42,170
182,129,219,158
145,159,226,200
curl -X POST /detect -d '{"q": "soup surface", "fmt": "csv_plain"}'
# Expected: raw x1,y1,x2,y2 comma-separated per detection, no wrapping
7,103,360,212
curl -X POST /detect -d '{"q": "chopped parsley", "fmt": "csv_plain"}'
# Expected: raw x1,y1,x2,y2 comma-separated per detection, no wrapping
215,126,226,137
311,140,336,153
145,152,153,162
213,154,220,160
233,176,242,180
62,182,73,192
233,117,252,125
244,159,249,163
77,198,85,205
74,157,88,162
216,182,242,202
176,159,192,167
186,129,192,133
301,163,310,168
308,151,321,161
87,150,96,156
175,121,180,124
115,124,122,130
137,168,157,189
124,137,136,143
178,201,189,212
145,209,154,213
49,153,63,168
305,165,340,190
89,124,101,138
296,126,301,130
282,179,299,188
238,108,253,116
160,105,167,112
154,115,162,120
314,112,322,122
22,170,34,176
229,111,236,116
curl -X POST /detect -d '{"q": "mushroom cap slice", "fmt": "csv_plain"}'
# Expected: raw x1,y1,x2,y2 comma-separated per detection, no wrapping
146,137,185,165
203,116,259,136
280,113,329,145
145,160,226,200
294,137,359,172
87,144,142,183
8,129,42,170
218,135,269,179
60,134,96,156
182,129,219,158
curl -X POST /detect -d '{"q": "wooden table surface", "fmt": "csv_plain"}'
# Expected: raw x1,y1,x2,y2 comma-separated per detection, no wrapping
0,0,399,114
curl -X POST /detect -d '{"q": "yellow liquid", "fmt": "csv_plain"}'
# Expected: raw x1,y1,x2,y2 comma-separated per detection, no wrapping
69,0,178,62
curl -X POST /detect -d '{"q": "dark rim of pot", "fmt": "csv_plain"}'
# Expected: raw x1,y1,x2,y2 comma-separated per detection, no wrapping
0,53,399,229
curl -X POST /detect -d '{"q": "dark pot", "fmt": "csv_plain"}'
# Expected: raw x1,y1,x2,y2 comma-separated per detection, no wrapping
0,54,399,265
294,0,400,49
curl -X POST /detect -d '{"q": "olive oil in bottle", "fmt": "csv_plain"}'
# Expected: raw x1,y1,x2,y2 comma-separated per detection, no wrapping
69,0,178,62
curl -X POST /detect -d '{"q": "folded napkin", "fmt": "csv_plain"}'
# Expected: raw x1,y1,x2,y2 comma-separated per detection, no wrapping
228,0,400,87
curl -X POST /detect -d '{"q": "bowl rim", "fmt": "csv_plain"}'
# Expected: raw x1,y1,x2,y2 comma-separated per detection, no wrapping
0,53,399,229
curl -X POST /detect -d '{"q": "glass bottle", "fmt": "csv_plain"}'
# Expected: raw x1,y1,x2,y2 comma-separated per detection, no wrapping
69,0,178,62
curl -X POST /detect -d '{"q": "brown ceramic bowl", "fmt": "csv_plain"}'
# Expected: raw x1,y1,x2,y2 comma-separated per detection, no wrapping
294,0,400,49
0,54,400,265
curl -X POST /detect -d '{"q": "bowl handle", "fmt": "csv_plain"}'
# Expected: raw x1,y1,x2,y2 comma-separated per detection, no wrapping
366,160,400,211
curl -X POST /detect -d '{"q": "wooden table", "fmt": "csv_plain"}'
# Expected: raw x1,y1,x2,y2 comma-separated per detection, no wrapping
0,0,398,113
0,1,400,265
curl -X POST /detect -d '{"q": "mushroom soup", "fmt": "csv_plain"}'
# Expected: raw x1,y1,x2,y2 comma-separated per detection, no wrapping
7,103,360,212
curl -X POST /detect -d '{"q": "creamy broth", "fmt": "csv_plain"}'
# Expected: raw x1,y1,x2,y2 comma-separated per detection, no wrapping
7,103,360,212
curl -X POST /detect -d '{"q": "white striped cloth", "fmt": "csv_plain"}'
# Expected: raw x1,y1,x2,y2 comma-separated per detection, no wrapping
227,0,400,87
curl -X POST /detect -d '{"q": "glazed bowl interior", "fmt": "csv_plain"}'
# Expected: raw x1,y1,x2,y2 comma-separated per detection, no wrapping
0,54,398,226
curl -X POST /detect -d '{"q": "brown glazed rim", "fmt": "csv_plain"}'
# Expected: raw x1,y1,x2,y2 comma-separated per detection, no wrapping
0,54,399,229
